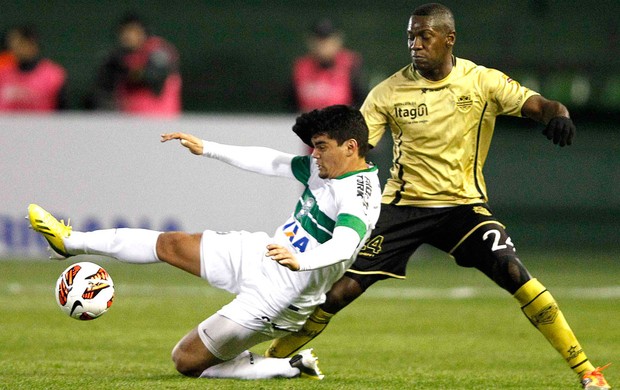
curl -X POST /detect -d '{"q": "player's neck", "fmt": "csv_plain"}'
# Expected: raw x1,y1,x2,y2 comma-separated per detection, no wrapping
416,55,455,81
343,158,371,176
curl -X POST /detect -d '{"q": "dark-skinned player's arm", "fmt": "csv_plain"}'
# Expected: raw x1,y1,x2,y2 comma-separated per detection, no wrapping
521,94,576,147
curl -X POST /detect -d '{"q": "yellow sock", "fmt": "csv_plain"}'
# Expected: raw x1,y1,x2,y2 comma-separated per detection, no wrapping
265,306,334,358
514,278,595,376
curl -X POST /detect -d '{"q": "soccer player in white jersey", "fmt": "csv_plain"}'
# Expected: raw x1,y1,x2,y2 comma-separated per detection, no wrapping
265,4,611,389
28,104,381,380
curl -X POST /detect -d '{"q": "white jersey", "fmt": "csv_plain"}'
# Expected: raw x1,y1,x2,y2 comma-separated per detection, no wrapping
267,155,380,328
204,148,381,331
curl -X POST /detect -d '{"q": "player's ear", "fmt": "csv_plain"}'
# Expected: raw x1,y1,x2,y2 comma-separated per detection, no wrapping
446,31,455,47
346,139,358,156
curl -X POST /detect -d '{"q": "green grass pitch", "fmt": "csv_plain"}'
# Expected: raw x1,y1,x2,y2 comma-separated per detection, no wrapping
1,248,617,389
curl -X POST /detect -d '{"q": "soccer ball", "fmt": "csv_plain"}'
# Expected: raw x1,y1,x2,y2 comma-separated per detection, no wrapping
55,261,115,320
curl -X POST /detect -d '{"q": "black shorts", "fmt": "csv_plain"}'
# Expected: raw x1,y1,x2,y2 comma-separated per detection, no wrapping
348,203,518,289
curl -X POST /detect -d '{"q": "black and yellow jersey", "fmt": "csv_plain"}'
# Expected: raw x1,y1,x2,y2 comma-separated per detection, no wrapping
361,57,539,206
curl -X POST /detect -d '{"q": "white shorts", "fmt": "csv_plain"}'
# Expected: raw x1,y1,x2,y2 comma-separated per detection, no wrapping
199,230,268,294
199,230,296,337
197,313,275,361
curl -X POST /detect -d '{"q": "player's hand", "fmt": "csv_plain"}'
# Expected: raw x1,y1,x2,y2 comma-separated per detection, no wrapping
542,116,575,147
266,244,300,271
160,132,204,155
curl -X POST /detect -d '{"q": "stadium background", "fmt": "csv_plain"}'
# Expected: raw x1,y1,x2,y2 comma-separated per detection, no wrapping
1,0,618,251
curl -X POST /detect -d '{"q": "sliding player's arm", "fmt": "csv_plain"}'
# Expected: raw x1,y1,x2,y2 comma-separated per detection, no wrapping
160,132,295,178
266,226,363,271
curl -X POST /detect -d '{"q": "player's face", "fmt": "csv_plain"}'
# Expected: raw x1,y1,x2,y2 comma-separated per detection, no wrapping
311,134,352,179
407,15,454,79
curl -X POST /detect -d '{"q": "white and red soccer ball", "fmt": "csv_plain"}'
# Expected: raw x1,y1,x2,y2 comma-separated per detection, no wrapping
55,261,115,320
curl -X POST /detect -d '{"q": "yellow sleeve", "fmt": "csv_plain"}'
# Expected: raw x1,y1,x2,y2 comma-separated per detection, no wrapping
360,88,388,148
482,68,540,117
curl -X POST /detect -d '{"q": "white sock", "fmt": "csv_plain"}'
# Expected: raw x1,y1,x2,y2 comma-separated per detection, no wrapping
200,351,299,380
65,228,161,263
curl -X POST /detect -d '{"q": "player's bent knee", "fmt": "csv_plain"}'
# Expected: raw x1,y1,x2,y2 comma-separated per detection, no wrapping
171,328,219,378
171,344,205,377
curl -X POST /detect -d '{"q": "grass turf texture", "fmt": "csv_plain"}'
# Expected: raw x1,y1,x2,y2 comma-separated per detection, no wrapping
1,248,617,389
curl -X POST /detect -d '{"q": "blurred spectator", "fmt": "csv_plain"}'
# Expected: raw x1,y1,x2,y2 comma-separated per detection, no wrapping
87,13,181,117
0,25,67,112
289,18,366,112
0,30,16,71
0,50,16,70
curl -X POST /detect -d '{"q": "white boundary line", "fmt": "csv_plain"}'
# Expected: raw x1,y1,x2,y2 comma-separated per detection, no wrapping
364,286,620,300
4,283,620,300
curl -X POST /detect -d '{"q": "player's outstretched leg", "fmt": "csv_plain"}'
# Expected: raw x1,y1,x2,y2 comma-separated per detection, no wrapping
28,204,204,279
454,223,611,389
28,203,162,264
514,278,611,390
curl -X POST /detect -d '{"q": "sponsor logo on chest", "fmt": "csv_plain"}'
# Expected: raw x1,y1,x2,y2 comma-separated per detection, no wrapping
282,220,310,253
393,102,428,120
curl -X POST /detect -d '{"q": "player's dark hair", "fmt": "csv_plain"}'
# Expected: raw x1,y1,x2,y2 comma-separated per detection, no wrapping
292,105,369,157
413,3,455,32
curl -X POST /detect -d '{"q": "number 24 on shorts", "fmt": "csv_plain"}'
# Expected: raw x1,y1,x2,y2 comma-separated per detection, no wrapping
483,229,515,252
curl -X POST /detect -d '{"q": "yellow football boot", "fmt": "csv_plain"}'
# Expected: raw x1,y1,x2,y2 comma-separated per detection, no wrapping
28,204,72,259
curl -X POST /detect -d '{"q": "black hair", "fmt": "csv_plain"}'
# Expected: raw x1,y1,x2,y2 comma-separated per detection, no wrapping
413,3,455,32
292,105,369,157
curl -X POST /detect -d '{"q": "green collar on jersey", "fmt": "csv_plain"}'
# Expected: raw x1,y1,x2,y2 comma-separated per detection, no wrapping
334,163,377,180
